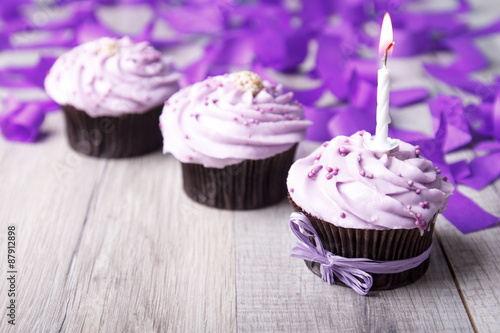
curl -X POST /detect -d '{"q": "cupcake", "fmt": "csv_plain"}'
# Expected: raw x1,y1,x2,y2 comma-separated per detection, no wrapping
45,37,180,158
160,71,311,210
287,131,454,293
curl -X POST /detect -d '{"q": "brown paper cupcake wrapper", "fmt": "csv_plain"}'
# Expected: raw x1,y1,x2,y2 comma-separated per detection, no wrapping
289,196,436,291
62,104,163,158
182,144,297,210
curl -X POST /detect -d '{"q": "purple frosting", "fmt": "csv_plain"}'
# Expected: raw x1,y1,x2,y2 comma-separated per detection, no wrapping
287,132,454,233
44,37,180,117
160,72,311,168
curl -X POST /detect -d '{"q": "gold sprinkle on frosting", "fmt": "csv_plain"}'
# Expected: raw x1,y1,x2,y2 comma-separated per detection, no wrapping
97,39,121,57
232,71,264,96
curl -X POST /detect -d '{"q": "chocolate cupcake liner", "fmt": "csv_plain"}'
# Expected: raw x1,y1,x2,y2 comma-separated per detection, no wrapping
62,104,163,158
289,197,436,291
182,144,297,210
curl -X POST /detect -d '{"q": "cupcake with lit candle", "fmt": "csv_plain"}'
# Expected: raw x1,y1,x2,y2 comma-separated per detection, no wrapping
45,36,180,158
287,12,454,295
160,71,311,210
287,132,454,293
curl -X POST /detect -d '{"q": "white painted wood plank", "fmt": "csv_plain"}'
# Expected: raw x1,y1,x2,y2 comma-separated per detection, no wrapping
234,200,473,332
55,151,236,332
0,112,107,333
435,177,500,333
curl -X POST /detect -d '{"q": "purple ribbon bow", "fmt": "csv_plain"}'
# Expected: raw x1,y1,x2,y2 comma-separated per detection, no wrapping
290,212,433,296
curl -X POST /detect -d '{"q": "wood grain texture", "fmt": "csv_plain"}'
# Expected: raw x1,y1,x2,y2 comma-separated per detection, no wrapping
435,180,500,333
234,201,473,332
0,113,108,332
53,142,236,332
0,112,236,332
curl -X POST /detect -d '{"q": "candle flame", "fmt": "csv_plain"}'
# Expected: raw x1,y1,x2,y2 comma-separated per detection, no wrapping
378,13,393,57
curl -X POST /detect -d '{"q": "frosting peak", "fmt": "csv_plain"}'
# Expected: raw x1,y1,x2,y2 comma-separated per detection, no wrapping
287,132,454,233
45,37,180,117
160,73,311,168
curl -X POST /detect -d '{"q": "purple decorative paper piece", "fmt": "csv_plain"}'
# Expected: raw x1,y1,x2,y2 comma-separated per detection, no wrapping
449,160,471,181
474,141,500,152
303,106,338,142
289,212,433,296
443,192,498,233
390,88,429,107
0,96,46,143
428,95,472,153
446,38,489,73
458,152,500,190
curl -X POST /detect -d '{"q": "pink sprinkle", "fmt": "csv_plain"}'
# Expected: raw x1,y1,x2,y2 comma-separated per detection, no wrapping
358,131,364,136
248,134,252,138
256,107,261,111
420,201,430,209
367,173,373,179
311,165,323,175
436,168,442,174
359,170,366,177
326,167,333,173
340,212,346,218
315,154,321,160
188,156,193,161
185,135,189,139
268,107,273,111
325,173,333,180
344,137,349,143
260,110,265,114
415,220,421,226
307,172,313,178
159,123,162,128
415,145,420,149
443,176,448,181
205,102,208,106
420,220,428,229
415,149,421,157
407,205,412,210
255,120,259,125
416,189,421,194
323,142,329,147
407,180,414,186
398,173,402,177
334,167,339,171
338,147,346,154
234,117,238,121
332,170,339,176
416,213,422,219
243,121,249,126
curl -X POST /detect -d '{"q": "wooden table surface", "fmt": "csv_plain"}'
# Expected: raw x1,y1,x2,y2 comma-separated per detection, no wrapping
2,2,500,332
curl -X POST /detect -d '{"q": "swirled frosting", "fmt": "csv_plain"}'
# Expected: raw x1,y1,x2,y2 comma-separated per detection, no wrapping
287,132,454,233
160,72,312,168
45,37,180,117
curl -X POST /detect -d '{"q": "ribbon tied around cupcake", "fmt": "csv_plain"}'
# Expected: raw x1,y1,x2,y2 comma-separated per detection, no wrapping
290,212,433,296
